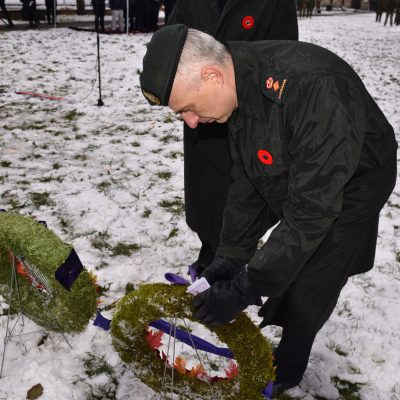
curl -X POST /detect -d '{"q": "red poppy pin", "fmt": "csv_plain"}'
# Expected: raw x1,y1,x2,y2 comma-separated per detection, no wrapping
265,77,274,90
258,149,274,165
242,16,254,30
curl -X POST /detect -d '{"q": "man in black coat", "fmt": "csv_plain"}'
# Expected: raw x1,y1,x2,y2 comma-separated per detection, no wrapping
167,0,298,272
140,25,397,395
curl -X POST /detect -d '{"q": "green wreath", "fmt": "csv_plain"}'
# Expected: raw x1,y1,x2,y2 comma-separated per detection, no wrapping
0,212,97,333
111,283,275,399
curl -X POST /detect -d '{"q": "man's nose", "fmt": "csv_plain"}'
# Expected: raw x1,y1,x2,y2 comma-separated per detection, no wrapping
181,112,199,129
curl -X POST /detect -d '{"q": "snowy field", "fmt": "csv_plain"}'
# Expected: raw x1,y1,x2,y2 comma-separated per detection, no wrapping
0,13,399,400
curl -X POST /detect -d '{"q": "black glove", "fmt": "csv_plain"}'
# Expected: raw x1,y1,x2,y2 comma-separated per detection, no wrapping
192,270,262,326
200,256,247,285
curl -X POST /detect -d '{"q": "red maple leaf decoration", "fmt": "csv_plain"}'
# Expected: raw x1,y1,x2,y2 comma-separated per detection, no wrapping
174,356,187,374
224,360,238,380
189,364,206,379
146,328,163,350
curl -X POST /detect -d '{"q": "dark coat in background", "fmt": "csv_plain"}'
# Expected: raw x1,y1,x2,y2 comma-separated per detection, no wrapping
217,40,397,336
168,0,299,261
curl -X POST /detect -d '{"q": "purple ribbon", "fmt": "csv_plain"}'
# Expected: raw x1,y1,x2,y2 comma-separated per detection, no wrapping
164,273,190,286
54,248,83,290
93,312,111,331
261,381,274,399
188,264,197,283
0,209,6,213
149,319,235,359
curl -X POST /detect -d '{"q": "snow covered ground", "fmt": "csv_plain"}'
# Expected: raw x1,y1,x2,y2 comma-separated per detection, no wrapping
0,12,399,400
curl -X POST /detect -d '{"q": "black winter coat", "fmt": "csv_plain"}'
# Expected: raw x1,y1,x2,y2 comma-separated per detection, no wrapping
217,41,397,335
168,0,298,250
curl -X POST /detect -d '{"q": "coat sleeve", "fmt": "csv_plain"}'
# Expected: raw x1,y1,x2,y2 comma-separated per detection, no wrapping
266,0,299,40
247,77,364,298
216,133,271,260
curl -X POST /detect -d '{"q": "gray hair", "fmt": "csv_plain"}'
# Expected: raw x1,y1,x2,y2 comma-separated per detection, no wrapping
177,29,231,83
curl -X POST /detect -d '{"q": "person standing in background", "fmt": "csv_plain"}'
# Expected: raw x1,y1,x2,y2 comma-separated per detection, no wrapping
167,0,298,275
110,0,124,32
395,0,400,25
21,0,40,28
45,0,55,24
92,0,105,32
0,0,14,28
375,0,385,21
384,0,396,25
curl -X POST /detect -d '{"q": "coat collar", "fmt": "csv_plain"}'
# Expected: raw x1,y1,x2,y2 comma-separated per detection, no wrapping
227,41,295,123
227,41,269,123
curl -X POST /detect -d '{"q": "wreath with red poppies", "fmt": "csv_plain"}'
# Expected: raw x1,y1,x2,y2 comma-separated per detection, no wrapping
111,283,275,399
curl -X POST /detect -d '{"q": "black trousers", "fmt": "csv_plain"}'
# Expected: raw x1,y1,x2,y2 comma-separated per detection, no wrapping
45,0,55,23
261,152,397,383
183,122,232,263
93,0,105,32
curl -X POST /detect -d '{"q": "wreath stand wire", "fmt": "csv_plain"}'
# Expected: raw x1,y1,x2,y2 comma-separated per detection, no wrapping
0,253,72,378
158,315,216,400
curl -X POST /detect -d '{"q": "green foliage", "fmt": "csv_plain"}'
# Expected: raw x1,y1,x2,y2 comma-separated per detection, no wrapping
91,231,111,251
1,161,12,168
163,114,175,123
332,377,362,400
327,340,348,357
30,192,54,208
158,197,184,216
142,208,152,218
111,242,141,257
156,171,172,180
84,354,114,377
125,282,135,294
169,151,183,159
65,109,84,121
0,212,97,333
159,134,180,144
96,181,111,194
166,228,179,240
83,354,118,400
111,283,274,400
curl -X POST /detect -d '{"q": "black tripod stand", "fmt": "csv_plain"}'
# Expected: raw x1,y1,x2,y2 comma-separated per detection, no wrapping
96,29,104,106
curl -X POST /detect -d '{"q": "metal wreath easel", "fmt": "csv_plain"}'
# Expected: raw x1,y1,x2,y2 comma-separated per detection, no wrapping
155,315,219,400
0,254,72,378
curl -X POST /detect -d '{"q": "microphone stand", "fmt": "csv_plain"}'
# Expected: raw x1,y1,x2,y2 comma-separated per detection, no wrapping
96,28,104,106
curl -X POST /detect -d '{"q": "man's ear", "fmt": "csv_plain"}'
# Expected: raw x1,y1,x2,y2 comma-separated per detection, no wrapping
201,66,224,87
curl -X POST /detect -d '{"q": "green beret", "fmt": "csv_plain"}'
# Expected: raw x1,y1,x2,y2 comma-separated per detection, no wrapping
140,24,188,106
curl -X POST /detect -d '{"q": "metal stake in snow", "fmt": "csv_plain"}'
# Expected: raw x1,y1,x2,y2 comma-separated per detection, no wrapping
96,29,104,106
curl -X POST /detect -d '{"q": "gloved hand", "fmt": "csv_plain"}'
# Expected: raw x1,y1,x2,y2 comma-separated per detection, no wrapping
192,270,262,326
199,256,247,285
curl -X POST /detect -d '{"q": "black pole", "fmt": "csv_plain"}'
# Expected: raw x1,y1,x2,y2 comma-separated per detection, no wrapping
96,30,104,106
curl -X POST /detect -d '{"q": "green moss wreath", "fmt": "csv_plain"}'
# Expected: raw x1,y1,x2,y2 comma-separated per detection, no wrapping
111,283,275,399
0,212,97,333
